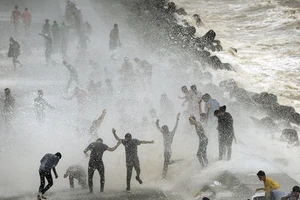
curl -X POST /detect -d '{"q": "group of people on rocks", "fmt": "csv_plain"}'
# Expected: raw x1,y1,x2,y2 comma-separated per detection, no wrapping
37,127,154,199
255,170,300,200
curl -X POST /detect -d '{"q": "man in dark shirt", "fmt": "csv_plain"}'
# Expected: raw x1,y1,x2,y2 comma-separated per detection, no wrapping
64,165,87,189
38,152,62,200
112,128,154,192
189,114,208,167
215,105,235,161
109,23,121,52
84,138,120,193
156,113,180,178
42,19,51,36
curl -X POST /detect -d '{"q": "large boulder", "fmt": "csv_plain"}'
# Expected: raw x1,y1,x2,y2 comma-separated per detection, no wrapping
251,116,281,134
176,8,187,15
230,86,253,105
271,105,295,120
210,56,223,70
219,79,238,92
290,112,300,125
281,129,299,145
252,92,278,105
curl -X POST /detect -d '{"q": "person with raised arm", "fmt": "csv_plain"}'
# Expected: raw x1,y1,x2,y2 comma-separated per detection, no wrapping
84,138,121,193
112,128,154,192
89,109,106,138
155,113,180,178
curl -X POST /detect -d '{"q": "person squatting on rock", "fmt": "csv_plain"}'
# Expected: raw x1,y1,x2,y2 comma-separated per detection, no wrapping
112,128,154,192
84,138,121,193
64,165,87,189
155,113,180,178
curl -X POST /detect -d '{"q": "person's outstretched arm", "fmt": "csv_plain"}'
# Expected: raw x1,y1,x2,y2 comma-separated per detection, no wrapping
171,113,180,134
198,99,203,114
107,141,121,152
156,119,163,133
112,128,121,142
140,140,154,144
53,167,58,179
95,109,106,127
43,99,55,109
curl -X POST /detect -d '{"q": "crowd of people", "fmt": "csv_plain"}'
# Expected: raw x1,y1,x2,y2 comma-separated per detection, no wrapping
3,1,297,200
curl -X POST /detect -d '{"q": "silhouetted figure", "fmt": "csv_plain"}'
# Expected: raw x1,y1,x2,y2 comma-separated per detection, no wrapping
37,152,62,200
42,19,51,36
63,61,81,91
84,138,120,193
3,88,15,133
109,23,121,52
8,37,22,70
51,21,60,50
22,8,32,36
64,165,87,189
11,6,21,33
34,90,54,122
39,33,53,66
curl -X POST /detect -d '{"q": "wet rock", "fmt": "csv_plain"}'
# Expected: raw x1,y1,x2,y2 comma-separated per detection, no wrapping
210,56,223,70
219,79,238,92
252,92,278,105
281,129,299,145
203,83,223,99
251,116,281,134
271,105,295,120
202,72,213,83
290,112,300,125
230,86,253,105
222,63,233,71
176,8,187,15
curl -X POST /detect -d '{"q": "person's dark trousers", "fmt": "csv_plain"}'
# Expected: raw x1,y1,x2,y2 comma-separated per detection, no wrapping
88,161,105,192
162,151,171,178
39,170,53,194
126,159,140,190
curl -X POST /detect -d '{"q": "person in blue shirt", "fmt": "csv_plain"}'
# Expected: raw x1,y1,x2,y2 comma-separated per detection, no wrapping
38,152,62,200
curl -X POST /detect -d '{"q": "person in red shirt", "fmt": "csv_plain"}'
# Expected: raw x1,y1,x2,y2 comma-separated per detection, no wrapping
11,6,21,33
22,8,32,35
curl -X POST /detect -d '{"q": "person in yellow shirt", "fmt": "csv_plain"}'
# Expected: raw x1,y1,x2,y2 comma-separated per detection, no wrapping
256,170,280,198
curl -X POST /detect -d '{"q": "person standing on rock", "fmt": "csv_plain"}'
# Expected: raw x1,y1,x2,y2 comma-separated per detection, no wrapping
155,113,180,178
199,93,220,127
214,105,235,161
189,114,208,168
109,23,122,52
112,128,154,192
42,19,51,36
38,152,62,200
84,138,121,193
8,37,22,70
